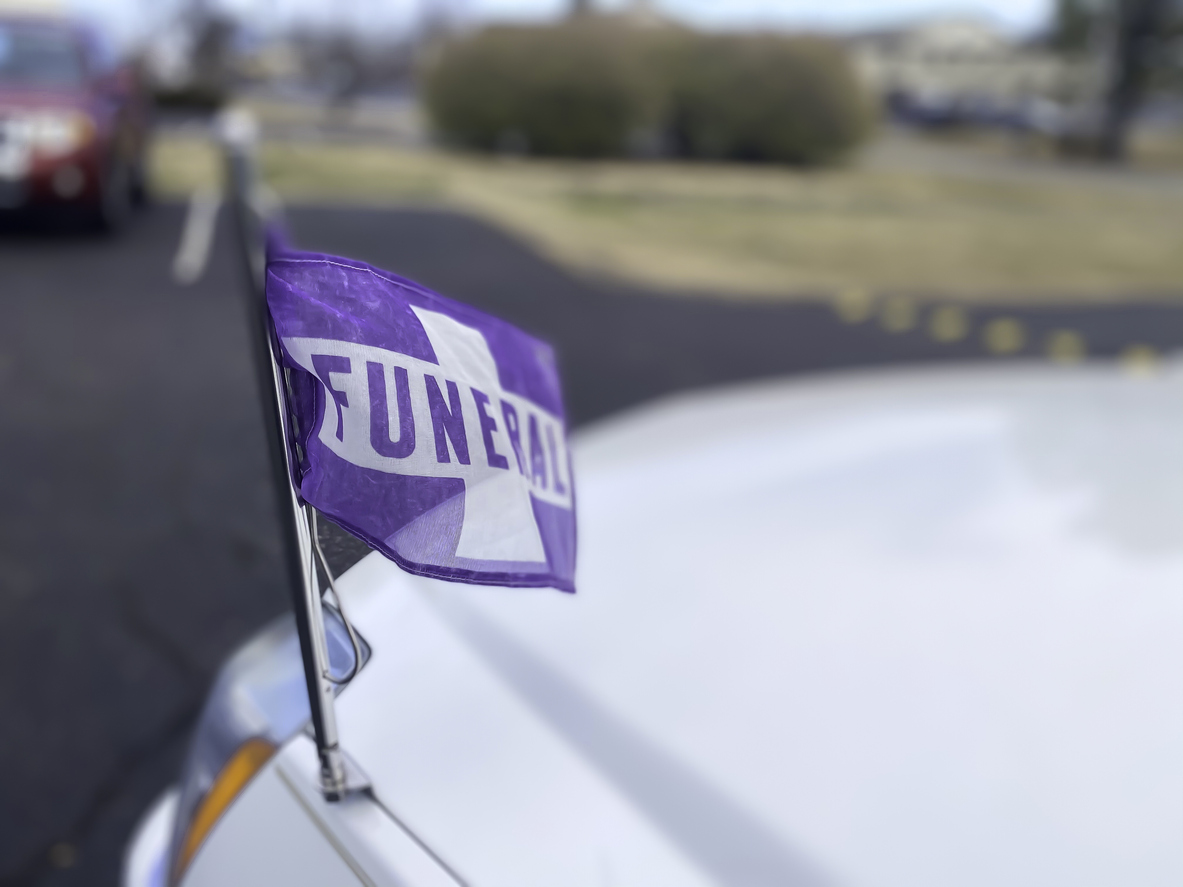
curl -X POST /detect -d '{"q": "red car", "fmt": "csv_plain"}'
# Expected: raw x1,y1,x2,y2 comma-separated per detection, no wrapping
0,13,148,229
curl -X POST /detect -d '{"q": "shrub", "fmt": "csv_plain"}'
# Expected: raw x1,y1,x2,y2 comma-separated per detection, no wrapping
668,35,873,165
424,25,874,165
424,23,654,158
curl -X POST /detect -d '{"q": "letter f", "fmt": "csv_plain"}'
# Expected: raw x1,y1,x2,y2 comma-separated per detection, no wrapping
312,354,351,442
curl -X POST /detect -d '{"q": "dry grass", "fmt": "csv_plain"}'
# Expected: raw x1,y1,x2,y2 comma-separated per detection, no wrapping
1133,128,1183,171
151,132,1183,302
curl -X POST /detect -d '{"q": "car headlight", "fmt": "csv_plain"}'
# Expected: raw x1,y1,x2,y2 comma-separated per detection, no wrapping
12,111,95,157
166,607,368,885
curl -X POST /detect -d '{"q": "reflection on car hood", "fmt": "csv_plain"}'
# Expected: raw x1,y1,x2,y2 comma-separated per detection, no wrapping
331,361,1183,887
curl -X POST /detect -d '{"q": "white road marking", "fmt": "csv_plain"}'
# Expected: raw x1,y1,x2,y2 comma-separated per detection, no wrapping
172,186,222,285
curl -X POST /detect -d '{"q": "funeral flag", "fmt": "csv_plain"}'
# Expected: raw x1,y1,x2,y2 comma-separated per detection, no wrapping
265,239,576,593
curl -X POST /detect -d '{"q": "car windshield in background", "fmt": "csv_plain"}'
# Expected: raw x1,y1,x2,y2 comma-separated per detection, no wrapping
0,22,83,89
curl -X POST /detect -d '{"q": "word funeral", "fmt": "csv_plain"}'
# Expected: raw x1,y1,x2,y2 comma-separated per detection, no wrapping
281,307,572,564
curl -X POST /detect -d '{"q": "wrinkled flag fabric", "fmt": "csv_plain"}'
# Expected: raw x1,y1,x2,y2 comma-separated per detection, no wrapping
265,240,576,593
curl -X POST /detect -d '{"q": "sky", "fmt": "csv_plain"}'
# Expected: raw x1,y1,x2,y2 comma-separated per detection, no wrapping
71,0,1055,45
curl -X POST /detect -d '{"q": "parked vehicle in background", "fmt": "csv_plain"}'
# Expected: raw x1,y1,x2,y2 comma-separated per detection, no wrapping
0,9,148,229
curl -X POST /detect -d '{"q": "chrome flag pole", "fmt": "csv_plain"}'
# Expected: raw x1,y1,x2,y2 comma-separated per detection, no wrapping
216,109,352,801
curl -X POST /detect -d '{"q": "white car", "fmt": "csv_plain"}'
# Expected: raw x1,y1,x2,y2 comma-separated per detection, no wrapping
124,360,1183,887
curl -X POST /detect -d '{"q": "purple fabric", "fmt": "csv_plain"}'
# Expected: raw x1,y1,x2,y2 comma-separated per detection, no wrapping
265,240,576,593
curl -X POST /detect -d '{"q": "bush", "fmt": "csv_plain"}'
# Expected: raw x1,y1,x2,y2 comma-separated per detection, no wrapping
668,35,873,165
424,24,873,165
424,23,654,158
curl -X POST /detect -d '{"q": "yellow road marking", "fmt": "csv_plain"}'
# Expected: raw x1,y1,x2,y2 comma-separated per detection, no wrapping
1120,344,1160,375
983,317,1026,354
929,305,969,342
833,286,873,323
1046,329,1086,363
880,296,916,333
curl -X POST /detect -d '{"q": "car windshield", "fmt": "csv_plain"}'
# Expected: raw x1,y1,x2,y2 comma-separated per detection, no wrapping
0,22,84,88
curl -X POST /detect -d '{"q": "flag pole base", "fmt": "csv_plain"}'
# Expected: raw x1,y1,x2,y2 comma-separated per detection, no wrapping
315,740,371,802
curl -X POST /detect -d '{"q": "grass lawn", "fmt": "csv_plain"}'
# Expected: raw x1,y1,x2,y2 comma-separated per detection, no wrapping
152,132,1183,302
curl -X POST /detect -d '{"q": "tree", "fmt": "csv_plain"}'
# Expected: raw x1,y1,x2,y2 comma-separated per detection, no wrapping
1098,0,1175,160
188,12,236,99
1050,0,1180,161
1050,0,1103,51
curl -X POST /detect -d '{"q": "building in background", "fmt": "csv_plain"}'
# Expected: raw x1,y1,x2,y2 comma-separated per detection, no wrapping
851,16,1100,131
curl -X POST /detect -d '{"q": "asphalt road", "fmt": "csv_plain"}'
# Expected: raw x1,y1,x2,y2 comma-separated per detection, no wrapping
1,200,1180,887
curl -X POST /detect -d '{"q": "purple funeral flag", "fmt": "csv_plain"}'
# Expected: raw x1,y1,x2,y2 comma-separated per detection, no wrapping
265,241,576,593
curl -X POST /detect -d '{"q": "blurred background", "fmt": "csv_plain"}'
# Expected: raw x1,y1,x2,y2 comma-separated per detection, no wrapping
1,0,1180,884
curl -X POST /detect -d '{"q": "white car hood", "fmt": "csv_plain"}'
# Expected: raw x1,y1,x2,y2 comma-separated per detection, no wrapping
331,362,1183,887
